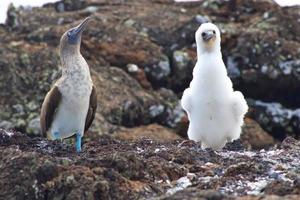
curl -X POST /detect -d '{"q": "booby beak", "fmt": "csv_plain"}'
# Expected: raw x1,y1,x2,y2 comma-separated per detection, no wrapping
74,17,91,34
202,30,215,42
67,17,92,44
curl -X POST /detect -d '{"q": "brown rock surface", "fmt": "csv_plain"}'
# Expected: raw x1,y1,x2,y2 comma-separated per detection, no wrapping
1,129,300,200
0,0,300,199
1,0,300,140
0,0,300,140
114,124,180,141
241,118,276,149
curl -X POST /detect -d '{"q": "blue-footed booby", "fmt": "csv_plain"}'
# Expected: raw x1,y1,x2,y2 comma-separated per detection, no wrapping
40,17,97,152
181,23,248,150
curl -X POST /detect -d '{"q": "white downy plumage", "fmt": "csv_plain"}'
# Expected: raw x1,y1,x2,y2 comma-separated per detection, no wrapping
181,23,248,150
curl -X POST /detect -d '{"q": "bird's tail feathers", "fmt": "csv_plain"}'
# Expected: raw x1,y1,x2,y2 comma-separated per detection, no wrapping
232,91,248,123
181,88,192,112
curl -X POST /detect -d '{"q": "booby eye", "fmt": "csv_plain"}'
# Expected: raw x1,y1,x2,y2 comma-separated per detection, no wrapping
212,30,216,34
201,32,206,37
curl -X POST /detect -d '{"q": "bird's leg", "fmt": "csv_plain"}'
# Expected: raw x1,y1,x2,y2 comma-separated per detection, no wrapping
76,133,82,152
53,132,61,140
201,142,209,149
178,140,195,147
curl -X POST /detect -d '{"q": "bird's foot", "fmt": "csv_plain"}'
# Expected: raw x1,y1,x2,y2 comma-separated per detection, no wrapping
53,132,61,140
76,133,82,153
178,140,195,147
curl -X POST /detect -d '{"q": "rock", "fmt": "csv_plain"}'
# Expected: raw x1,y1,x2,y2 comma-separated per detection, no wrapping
1,129,300,199
26,117,40,135
0,0,299,174
5,3,20,30
145,55,171,84
160,189,226,200
164,102,186,128
175,115,275,148
90,67,184,134
54,0,86,12
126,63,139,73
222,27,300,107
149,104,165,119
126,64,152,89
280,136,300,150
171,48,196,91
264,180,299,196
154,88,186,129
248,100,300,140
113,124,180,141
224,162,257,177
227,56,241,79
175,114,189,138
0,0,300,199
0,40,181,136
241,118,276,149
0,121,13,130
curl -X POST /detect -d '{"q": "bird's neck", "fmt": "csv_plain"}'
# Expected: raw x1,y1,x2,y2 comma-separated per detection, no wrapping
193,49,226,80
197,47,221,61
197,50,222,61
60,50,90,77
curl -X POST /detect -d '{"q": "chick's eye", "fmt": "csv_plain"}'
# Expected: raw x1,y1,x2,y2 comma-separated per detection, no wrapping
201,32,206,37
212,30,216,34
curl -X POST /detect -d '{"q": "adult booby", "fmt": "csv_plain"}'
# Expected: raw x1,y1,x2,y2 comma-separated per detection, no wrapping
181,23,248,150
40,17,97,152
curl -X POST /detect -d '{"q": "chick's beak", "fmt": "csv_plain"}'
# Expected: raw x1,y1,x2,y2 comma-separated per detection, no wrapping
73,17,92,35
202,31,215,41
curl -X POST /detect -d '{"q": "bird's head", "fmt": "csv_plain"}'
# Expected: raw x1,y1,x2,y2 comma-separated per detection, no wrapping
60,17,91,55
195,23,221,53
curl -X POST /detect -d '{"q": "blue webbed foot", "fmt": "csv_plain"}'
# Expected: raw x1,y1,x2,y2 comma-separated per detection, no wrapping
53,132,61,140
76,133,82,152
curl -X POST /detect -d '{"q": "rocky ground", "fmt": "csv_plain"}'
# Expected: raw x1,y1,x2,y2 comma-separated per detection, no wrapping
1,0,300,140
1,129,300,200
0,0,300,199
